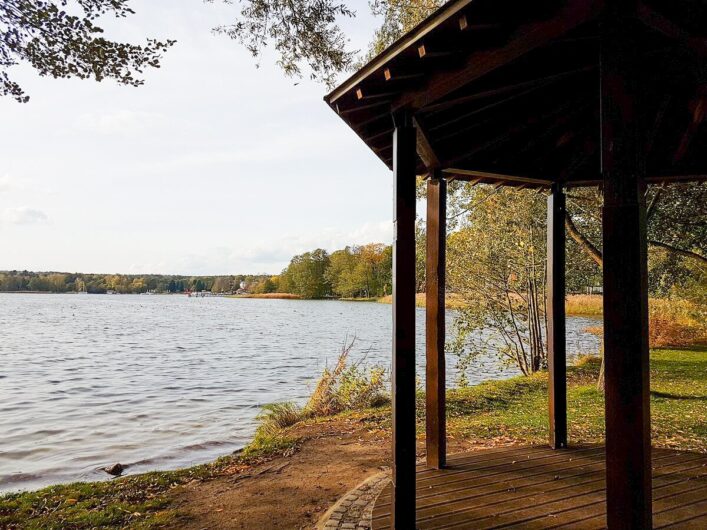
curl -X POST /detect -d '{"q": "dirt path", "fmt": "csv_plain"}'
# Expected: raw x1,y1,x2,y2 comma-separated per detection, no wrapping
172,414,487,530
173,417,391,530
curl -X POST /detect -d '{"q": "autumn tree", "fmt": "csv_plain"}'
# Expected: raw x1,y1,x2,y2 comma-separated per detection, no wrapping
564,183,707,293
280,249,331,299
326,247,360,298
447,187,548,378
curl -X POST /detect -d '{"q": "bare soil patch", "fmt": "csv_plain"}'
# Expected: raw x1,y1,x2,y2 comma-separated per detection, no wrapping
172,415,484,530
173,417,388,530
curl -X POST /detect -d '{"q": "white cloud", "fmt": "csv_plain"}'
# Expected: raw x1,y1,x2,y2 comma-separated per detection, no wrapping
0,174,56,196
73,110,163,135
1,207,49,225
119,220,394,275
0,174,18,192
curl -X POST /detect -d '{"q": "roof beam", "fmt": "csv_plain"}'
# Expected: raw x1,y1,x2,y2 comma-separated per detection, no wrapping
392,0,601,112
441,168,553,187
326,0,477,105
673,98,706,162
422,65,595,115
647,174,707,184
383,68,424,83
567,174,707,188
354,88,397,101
337,100,390,115
442,97,587,166
636,2,707,58
414,117,441,169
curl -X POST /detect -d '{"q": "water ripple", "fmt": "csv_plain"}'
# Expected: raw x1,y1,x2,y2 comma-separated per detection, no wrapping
0,293,600,493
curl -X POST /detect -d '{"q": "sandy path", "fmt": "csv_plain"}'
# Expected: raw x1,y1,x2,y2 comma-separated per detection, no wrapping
173,418,390,530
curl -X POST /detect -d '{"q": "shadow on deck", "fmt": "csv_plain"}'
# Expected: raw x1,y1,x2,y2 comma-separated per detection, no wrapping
372,445,707,529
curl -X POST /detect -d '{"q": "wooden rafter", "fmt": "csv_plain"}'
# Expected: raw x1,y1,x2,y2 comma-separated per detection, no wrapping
414,117,441,169
325,0,477,105
636,2,707,58
444,97,587,166
422,65,596,116
392,0,601,111
441,168,552,187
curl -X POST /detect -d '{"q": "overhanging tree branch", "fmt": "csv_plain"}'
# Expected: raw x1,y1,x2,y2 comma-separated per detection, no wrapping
648,240,707,266
564,211,603,267
1,1,174,102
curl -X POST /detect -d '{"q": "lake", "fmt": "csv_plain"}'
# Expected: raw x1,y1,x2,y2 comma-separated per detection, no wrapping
0,293,601,492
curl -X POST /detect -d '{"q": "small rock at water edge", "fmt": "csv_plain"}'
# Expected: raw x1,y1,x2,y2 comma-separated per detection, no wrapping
103,463,125,476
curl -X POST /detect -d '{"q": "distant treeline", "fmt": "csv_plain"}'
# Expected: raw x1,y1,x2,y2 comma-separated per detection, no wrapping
0,240,604,301
0,271,270,295
0,243,394,299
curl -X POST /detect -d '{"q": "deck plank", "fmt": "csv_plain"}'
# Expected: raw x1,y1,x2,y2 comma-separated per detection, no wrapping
371,445,707,530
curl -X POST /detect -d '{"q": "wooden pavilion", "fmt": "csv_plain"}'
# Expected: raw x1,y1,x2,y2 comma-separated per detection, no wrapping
325,0,707,528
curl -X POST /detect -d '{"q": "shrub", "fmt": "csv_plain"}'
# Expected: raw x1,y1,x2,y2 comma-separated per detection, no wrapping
305,336,389,416
245,337,389,454
649,298,707,347
257,402,304,436
583,298,706,348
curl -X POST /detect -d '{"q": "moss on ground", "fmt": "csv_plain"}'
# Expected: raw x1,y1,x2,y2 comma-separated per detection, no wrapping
3,347,704,529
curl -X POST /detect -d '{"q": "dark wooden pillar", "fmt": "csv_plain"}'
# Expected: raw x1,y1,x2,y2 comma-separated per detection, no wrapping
547,183,567,449
426,173,446,469
601,4,652,528
391,110,417,530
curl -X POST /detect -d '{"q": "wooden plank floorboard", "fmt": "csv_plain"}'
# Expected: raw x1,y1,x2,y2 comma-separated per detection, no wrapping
498,474,707,530
376,446,605,505
547,461,707,530
371,446,707,530
411,446,597,486
412,453,703,529
373,449,695,520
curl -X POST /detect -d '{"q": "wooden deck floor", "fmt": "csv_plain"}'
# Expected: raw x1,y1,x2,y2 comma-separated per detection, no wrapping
372,445,707,529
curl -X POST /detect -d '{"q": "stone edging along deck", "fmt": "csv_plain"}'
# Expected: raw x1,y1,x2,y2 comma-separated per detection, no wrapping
315,469,391,530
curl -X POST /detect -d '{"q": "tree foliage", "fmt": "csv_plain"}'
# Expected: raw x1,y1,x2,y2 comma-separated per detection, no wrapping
447,187,549,379
442,180,706,380
279,248,331,298
279,243,392,299
325,244,392,298
565,183,707,295
365,0,440,59
1,0,174,102
208,0,355,87
207,0,442,86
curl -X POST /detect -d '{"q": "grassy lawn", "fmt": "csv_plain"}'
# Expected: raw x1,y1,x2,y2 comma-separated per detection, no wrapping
441,347,707,452
2,347,704,529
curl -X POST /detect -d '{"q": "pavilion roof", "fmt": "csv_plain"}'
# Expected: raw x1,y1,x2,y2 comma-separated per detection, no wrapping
325,0,707,188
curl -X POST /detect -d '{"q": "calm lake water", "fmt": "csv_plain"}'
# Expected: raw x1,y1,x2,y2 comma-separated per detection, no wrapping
0,293,600,492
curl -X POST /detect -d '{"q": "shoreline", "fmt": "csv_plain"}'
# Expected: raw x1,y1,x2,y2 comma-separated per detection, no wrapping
226,292,302,300
2,347,705,529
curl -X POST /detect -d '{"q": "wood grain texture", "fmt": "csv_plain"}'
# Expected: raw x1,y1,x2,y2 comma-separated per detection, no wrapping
372,445,707,529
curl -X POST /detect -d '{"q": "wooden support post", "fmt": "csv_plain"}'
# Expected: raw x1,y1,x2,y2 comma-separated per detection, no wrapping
547,183,567,449
391,109,417,530
601,4,652,528
426,173,446,469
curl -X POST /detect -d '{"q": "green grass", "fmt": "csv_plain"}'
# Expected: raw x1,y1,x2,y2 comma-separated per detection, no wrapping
439,347,707,452
3,347,704,529
0,437,298,530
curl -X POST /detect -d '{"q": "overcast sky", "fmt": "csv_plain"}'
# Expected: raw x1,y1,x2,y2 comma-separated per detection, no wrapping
0,0,393,275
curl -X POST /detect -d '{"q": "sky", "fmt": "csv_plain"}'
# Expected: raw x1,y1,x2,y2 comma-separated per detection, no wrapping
0,0,394,275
